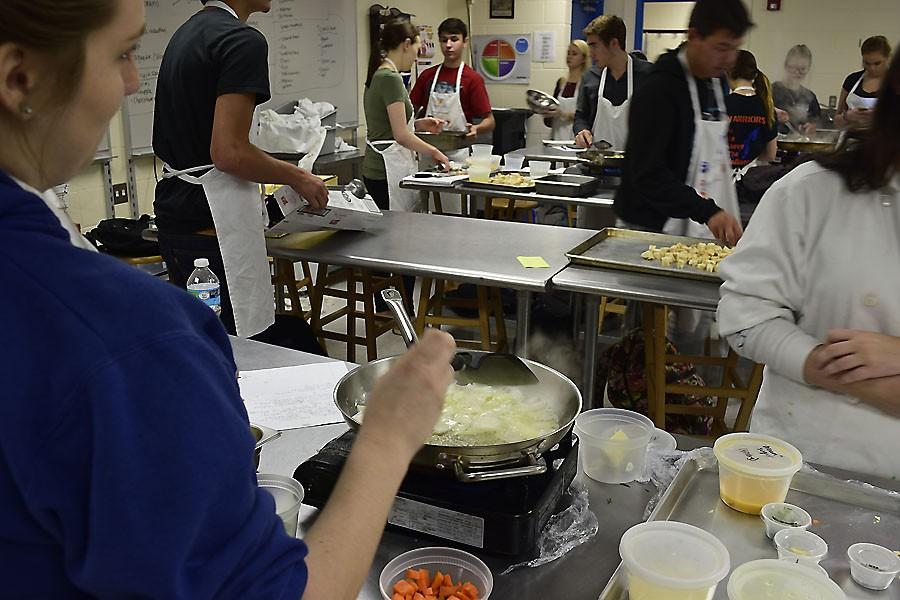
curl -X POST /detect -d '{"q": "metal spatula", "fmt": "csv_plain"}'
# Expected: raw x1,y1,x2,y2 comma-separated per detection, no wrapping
381,289,539,386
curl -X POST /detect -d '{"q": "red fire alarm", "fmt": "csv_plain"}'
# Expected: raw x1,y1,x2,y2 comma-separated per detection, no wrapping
767,0,781,10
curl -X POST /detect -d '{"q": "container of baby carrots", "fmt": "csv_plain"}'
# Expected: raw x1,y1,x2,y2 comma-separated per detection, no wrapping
379,546,493,600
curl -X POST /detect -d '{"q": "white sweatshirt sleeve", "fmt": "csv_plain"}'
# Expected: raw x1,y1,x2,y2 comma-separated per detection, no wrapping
726,321,820,384
717,163,823,383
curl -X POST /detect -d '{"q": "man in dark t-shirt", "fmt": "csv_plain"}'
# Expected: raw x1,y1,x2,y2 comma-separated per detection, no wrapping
152,0,327,350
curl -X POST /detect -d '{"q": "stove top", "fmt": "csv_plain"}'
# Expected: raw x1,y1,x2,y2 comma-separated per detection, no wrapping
293,432,578,555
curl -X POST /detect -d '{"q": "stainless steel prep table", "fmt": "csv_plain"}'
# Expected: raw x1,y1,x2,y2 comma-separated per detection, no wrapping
399,176,616,214
551,265,721,410
232,337,900,600
266,211,598,357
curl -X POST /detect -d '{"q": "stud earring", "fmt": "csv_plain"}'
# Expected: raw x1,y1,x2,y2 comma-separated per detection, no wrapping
19,103,33,116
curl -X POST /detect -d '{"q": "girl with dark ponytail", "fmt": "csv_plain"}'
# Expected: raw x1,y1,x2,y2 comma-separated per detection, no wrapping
726,49,778,170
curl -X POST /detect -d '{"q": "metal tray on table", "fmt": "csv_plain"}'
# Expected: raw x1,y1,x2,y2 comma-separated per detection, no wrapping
534,173,601,197
598,456,900,599
566,228,725,282
414,130,472,151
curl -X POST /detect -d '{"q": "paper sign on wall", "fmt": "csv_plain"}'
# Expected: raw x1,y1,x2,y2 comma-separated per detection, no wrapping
472,34,532,85
534,31,556,63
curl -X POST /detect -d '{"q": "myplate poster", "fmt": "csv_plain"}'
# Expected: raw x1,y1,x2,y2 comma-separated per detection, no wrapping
472,34,532,84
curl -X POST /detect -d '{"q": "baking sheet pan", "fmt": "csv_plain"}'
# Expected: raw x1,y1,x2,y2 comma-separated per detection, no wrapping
566,228,726,282
599,457,900,599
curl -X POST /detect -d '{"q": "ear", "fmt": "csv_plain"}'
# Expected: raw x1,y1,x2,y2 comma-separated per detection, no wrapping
686,28,702,43
0,43,38,119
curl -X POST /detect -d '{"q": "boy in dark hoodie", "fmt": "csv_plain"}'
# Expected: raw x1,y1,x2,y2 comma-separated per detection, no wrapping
614,0,751,245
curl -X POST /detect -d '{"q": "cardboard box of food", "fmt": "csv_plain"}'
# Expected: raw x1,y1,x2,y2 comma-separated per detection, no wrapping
266,185,383,235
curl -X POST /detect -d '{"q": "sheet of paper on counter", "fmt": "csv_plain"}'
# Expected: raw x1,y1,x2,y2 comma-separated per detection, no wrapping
238,362,349,430
517,256,551,268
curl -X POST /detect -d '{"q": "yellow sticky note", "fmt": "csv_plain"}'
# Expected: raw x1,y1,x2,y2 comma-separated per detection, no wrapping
517,256,550,268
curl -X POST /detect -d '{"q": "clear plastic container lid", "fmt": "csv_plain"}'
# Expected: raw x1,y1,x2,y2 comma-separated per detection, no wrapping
714,433,803,478
194,258,210,268
727,559,846,600
619,521,731,589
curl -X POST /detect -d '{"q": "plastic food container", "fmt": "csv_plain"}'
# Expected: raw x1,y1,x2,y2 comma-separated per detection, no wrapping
257,473,304,537
470,144,493,156
574,408,654,483
727,559,846,600
529,160,551,178
378,547,493,600
847,542,900,590
468,163,491,183
619,521,730,600
760,502,812,539
713,433,803,514
503,153,525,170
774,528,828,566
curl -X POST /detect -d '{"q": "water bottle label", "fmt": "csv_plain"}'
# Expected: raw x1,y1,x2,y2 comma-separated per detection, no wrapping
188,285,221,312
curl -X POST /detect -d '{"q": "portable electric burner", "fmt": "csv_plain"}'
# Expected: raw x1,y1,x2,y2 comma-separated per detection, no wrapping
293,431,578,556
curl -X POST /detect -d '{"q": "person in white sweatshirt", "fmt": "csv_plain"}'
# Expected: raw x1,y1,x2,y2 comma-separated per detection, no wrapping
717,48,900,480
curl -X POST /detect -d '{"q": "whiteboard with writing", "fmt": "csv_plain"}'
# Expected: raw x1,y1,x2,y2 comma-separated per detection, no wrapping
127,0,357,155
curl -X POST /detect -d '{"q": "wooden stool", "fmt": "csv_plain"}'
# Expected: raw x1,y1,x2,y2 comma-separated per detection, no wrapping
415,278,507,351
485,197,538,222
598,296,627,332
271,257,315,319
641,303,764,438
309,264,407,362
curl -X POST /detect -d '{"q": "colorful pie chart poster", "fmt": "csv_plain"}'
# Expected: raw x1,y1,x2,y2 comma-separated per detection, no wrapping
472,34,532,84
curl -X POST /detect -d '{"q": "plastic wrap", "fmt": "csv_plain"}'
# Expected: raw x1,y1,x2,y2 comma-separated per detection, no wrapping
500,481,599,575
642,446,716,519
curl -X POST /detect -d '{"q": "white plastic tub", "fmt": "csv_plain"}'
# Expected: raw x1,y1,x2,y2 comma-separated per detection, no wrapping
713,433,802,514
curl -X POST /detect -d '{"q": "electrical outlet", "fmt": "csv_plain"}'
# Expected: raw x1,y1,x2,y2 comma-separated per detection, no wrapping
113,183,128,205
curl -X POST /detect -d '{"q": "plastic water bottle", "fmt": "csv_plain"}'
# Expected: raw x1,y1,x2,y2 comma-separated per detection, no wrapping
187,258,221,317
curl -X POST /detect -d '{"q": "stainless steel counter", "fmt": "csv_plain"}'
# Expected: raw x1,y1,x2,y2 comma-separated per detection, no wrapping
233,336,900,600
550,265,722,409
267,211,598,356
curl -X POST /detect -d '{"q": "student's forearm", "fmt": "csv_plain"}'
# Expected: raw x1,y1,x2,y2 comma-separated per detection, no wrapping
395,130,438,156
472,113,495,135
213,141,312,188
301,431,411,600
815,375,900,417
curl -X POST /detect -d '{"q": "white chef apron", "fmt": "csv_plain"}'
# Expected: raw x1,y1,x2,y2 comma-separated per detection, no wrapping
845,74,878,111
422,63,469,213
664,49,740,239
590,56,633,149
161,0,274,339
551,79,580,141
367,114,422,212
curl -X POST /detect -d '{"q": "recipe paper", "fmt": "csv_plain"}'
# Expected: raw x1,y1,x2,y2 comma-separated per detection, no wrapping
238,362,349,430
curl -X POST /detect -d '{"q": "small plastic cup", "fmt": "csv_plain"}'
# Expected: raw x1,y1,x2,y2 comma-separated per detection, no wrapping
468,163,491,183
257,473,304,537
574,408,654,483
470,144,493,157
760,502,812,539
620,521,730,600
487,154,502,171
713,433,803,514
727,559,846,600
379,547,493,600
774,528,828,566
503,153,525,170
847,542,900,590
529,160,551,178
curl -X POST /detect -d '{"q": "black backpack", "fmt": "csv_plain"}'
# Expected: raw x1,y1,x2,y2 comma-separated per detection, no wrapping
84,214,160,257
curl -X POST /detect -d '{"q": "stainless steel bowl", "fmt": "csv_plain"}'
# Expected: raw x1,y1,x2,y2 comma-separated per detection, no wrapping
526,89,560,115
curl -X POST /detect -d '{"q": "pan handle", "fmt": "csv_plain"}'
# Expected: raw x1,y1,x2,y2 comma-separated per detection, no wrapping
381,288,417,348
450,455,547,482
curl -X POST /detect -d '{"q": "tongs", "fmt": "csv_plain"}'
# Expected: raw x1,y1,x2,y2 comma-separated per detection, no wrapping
381,289,539,386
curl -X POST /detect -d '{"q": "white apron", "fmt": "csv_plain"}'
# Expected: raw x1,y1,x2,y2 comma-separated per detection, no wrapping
591,56,633,149
664,49,740,238
551,79,580,141
367,115,422,212
161,0,274,339
846,74,878,111
425,63,470,164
